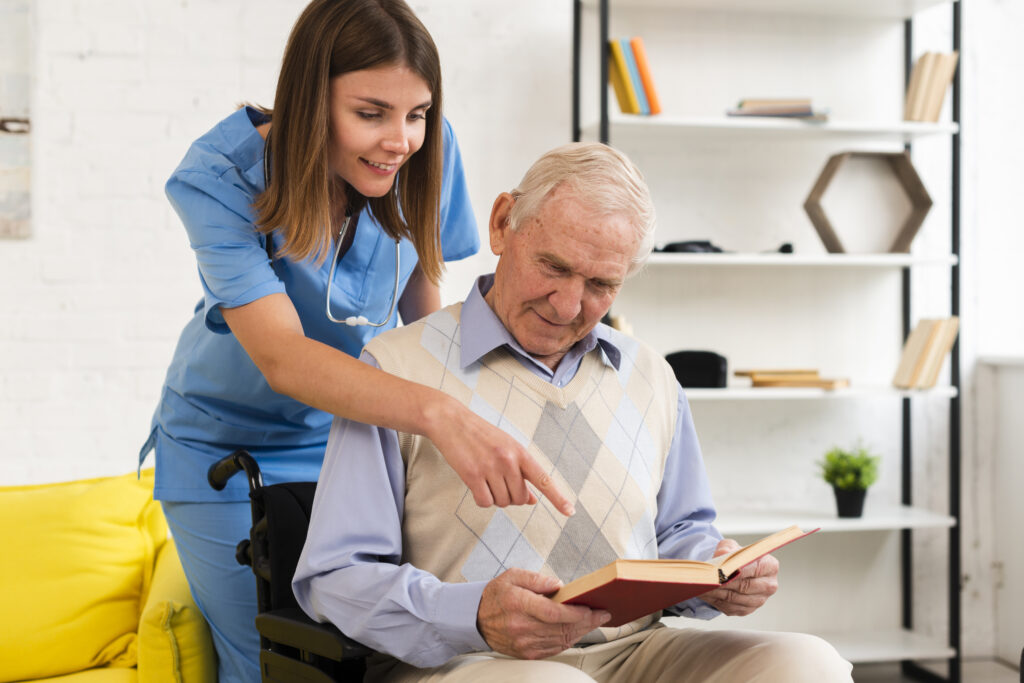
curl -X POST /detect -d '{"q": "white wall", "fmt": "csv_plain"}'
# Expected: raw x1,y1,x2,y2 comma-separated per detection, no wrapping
0,0,1020,662
0,0,570,483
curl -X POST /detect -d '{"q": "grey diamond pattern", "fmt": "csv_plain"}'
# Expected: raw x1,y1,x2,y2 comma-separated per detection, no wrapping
534,401,602,491
546,506,618,581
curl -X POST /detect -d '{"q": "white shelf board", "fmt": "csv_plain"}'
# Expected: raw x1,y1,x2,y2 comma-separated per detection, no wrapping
583,0,955,21
684,385,958,401
716,505,956,536
645,252,959,268
582,116,958,143
820,629,956,664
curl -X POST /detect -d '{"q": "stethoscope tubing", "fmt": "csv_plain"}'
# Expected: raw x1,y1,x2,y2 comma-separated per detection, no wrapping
325,214,400,328
262,129,401,328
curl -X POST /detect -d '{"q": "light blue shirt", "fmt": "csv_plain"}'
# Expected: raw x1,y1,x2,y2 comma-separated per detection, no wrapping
293,275,723,668
141,106,479,502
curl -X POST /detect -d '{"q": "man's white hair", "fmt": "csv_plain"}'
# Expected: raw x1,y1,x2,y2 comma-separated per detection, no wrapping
507,142,656,277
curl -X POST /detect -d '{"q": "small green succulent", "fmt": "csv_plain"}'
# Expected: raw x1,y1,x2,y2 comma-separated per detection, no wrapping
819,443,880,491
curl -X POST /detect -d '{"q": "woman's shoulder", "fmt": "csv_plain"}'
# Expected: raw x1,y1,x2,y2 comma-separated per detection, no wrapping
169,106,268,185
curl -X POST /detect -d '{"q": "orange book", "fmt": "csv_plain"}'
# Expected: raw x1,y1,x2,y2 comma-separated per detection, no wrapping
551,525,816,626
629,36,662,115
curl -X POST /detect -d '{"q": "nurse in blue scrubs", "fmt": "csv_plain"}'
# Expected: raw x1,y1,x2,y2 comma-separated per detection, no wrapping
140,1,570,680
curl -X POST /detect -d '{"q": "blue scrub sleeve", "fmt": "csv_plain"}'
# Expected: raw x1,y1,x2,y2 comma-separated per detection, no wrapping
166,168,284,333
438,118,480,262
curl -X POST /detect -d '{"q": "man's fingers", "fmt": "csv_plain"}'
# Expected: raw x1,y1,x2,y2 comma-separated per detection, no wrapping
520,456,574,516
503,567,563,595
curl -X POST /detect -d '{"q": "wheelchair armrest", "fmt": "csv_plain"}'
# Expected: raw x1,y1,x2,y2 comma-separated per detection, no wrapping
255,607,374,661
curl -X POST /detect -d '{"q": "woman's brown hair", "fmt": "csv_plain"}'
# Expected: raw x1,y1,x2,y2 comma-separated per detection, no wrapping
253,0,445,284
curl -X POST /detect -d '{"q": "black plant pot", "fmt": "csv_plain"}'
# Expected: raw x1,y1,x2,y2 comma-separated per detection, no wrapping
833,487,867,518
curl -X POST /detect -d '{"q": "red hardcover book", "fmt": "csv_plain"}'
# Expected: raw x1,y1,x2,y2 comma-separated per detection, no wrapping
551,525,817,627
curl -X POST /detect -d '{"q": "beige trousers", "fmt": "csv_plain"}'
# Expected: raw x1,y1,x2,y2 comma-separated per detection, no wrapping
367,624,853,683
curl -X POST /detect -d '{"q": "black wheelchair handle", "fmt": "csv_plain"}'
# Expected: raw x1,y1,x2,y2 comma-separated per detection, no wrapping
207,449,264,493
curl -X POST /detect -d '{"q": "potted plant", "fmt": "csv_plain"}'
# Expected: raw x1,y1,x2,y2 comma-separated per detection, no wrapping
819,443,880,518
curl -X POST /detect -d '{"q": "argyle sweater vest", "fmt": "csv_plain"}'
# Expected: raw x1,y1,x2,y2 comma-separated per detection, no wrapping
365,302,679,642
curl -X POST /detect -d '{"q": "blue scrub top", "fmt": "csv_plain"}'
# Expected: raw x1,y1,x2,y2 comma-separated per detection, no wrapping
142,106,479,502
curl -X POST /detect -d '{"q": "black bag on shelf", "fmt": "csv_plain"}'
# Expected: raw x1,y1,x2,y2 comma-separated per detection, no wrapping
665,350,728,388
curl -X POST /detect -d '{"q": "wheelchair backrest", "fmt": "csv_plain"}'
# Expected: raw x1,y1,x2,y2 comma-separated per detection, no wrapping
250,481,318,613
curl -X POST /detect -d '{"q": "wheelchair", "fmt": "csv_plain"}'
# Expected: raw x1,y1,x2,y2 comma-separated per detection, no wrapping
208,449,371,682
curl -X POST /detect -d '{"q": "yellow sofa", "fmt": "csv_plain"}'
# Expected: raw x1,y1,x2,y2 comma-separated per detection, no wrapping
0,470,216,683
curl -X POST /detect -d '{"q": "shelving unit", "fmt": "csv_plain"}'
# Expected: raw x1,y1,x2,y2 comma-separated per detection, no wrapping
581,115,958,143
572,0,962,679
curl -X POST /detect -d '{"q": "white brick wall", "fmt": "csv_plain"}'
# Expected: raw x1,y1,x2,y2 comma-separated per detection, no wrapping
1,0,1020,660
0,0,570,484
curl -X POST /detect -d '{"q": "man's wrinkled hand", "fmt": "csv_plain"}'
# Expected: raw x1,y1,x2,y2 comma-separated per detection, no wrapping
700,538,779,616
477,569,610,659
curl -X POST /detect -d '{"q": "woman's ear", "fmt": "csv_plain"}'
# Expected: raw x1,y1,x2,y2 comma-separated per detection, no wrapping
488,192,516,256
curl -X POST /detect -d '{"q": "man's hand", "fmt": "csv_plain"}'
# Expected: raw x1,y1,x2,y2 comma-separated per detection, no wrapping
477,569,610,659
700,538,779,616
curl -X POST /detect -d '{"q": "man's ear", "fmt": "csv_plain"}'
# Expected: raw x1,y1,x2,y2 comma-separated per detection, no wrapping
488,192,516,256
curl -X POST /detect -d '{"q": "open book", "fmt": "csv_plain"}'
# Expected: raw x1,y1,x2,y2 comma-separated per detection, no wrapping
550,525,817,627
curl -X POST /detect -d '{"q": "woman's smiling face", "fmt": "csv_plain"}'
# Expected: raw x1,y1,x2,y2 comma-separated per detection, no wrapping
327,63,433,197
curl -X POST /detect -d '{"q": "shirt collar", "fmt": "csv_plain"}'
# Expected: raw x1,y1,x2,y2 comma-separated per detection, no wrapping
459,274,622,374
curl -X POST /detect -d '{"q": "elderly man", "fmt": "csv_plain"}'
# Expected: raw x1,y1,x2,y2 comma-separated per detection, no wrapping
293,142,852,682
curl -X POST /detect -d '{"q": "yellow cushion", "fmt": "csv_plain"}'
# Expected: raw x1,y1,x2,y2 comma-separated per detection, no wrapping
138,540,216,683
29,668,137,682
0,470,166,683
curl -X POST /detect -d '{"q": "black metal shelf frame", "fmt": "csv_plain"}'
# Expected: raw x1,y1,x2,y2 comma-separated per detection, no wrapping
570,2,963,680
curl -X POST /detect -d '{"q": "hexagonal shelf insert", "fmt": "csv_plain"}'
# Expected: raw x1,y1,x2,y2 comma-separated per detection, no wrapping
803,150,933,254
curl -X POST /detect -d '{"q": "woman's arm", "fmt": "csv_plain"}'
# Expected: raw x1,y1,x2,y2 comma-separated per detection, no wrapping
222,293,573,515
397,262,440,324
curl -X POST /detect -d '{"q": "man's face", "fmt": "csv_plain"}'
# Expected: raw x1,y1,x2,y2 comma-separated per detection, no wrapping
485,184,638,371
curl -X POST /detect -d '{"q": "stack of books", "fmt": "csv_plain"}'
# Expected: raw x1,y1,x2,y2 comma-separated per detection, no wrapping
892,317,960,389
735,369,849,390
726,98,828,121
608,37,661,115
904,52,959,122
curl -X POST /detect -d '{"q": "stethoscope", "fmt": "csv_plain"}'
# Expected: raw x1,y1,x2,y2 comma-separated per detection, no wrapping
263,129,401,328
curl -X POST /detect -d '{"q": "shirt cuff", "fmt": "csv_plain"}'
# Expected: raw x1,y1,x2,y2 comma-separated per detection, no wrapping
430,581,489,653
669,597,722,620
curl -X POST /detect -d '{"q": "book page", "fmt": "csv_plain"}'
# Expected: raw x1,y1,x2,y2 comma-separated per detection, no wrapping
717,525,814,577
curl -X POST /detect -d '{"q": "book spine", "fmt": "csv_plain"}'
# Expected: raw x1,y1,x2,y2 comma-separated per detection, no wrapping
608,40,640,114
630,36,662,115
620,39,650,115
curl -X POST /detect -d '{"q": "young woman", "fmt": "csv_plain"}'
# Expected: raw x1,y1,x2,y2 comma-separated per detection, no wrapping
140,1,570,679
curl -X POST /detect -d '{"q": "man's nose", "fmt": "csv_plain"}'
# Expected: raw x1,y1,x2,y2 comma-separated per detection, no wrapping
548,279,584,322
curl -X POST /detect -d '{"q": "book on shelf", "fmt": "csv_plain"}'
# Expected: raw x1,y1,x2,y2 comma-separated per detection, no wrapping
891,316,959,389
904,51,959,122
551,525,817,627
609,37,661,116
620,39,650,115
629,36,662,115
734,368,849,390
608,40,640,114
727,97,828,121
